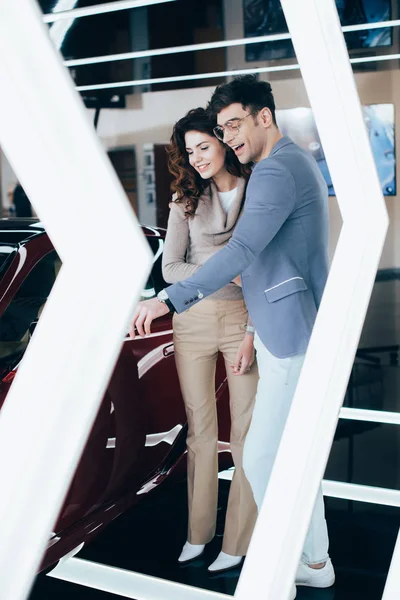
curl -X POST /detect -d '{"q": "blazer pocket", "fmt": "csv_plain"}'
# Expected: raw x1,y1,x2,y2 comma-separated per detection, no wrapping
264,277,308,303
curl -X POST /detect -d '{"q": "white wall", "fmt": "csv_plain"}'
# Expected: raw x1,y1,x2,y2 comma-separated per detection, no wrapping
0,86,215,223
95,87,217,225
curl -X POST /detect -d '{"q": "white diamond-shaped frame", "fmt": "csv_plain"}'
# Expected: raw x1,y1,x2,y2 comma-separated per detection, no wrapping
0,1,152,599
236,1,390,599
383,530,400,598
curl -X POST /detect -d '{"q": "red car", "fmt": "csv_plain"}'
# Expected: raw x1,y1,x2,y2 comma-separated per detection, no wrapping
0,219,232,571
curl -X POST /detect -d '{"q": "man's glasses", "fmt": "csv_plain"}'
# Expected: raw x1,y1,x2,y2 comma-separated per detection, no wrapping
213,113,253,142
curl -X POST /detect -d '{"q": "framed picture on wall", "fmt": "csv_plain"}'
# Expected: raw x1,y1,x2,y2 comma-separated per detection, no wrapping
243,0,392,62
277,103,396,196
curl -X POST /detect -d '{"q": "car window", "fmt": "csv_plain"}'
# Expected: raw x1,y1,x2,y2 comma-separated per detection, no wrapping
0,250,61,366
140,237,167,300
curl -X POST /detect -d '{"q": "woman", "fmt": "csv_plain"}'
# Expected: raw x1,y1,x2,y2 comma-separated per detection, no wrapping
162,107,259,573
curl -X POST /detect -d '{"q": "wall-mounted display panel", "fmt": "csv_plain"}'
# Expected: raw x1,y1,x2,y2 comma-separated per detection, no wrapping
277,103,396,196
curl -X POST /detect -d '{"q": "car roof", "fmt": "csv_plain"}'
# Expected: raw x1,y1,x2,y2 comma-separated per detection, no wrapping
0,219,45,246
0,219,165,242
0,218,44,231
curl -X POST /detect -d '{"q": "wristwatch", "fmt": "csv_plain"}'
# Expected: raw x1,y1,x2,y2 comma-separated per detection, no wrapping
157,289,176,313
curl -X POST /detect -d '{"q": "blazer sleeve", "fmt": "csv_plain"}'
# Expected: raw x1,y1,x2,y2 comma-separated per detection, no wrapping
162,202,201,284
166,159,296,312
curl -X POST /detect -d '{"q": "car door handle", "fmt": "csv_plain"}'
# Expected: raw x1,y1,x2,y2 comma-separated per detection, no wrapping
163,343,174,357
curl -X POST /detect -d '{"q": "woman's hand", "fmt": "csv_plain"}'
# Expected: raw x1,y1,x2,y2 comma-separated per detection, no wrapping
232,275,242,287
231,333,255,375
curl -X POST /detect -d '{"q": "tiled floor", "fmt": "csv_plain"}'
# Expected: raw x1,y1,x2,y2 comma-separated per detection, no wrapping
29,359,400,600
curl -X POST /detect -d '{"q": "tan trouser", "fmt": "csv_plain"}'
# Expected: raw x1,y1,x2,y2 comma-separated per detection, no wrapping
173,299,259,556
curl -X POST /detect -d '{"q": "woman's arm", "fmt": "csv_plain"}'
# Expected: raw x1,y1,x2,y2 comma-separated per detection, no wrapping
162,202,201,284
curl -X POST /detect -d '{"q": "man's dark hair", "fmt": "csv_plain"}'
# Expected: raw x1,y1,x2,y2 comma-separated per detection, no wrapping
208,75,277,125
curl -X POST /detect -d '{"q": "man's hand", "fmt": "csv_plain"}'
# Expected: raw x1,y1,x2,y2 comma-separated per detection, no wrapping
231,332,255,375
129,298,170,339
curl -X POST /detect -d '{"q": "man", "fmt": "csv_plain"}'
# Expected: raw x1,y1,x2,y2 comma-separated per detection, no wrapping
130,75,335,596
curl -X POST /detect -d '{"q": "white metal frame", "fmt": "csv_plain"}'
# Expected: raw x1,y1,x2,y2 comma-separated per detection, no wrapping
49,558,231,600
0,0,397,599
0,1,151,599
73,52,400,92
217,470,400,507
63,20,400,69
383,531,400,599
43,0,177,22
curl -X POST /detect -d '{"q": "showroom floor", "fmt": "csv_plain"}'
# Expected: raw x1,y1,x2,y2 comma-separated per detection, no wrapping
29,360,400,600
28,478,399,600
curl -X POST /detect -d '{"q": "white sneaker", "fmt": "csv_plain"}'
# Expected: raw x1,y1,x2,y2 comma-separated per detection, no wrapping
291,584,297,599
296,557,335,588
208,551,243,573
178,541,205,563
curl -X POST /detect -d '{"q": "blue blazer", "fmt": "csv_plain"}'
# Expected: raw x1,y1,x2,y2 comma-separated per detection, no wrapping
166,137,329,358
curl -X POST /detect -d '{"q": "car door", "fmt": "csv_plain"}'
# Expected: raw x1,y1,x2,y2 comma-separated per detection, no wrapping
96,232,188,504
0,228,231,535
122,232,232,492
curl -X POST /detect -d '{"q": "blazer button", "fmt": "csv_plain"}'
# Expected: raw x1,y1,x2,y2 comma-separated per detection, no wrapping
184,301,189,306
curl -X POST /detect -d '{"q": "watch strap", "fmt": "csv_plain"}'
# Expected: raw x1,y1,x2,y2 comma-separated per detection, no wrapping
164,297,176,314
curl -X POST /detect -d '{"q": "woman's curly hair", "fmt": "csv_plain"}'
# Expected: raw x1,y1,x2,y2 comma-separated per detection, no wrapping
167,107,250,216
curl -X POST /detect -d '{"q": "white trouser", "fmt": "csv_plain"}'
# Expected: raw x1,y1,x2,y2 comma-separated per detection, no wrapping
242,334,329,565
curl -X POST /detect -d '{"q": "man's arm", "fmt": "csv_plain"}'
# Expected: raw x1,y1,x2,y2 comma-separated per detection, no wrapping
167,159,296,312
129,159,295,337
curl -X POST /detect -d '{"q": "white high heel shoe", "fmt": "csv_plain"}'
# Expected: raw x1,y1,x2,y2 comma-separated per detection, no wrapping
178,541,205,563
208,551,243,573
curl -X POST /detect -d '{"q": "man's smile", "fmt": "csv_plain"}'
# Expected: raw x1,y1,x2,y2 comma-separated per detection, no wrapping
231,143,245,155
